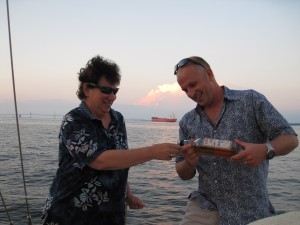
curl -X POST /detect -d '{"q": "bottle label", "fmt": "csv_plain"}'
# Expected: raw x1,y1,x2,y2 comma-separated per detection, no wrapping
202,138,233,149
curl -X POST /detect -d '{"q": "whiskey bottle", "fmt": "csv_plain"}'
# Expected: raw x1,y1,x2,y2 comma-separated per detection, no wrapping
177,137,242,158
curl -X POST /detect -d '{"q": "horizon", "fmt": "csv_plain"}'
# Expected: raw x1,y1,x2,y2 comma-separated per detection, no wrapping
0,98,299,123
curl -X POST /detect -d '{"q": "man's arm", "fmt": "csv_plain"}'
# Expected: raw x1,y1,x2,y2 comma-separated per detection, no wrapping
231,134,298,167
175,143,199,180
269,134,298,156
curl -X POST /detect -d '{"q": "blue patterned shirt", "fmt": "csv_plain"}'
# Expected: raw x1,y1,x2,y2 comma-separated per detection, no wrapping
176,86,297,225
42,102,129,225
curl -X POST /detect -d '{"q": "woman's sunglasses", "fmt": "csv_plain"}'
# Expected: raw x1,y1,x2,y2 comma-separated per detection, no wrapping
87,83,119,95
174,58,206,75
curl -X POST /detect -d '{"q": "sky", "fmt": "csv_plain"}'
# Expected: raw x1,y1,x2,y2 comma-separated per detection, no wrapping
1,0,300,122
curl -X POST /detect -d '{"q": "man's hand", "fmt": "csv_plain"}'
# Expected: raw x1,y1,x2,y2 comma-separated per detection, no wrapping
230,139,267,167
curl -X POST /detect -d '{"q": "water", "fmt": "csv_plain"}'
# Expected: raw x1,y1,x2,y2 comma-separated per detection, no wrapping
0,117,299,225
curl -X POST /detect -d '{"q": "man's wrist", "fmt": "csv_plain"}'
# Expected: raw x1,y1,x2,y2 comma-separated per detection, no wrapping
265,142,276,160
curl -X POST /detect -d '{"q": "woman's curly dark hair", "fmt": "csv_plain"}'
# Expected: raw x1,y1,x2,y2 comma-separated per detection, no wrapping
76,55,121,100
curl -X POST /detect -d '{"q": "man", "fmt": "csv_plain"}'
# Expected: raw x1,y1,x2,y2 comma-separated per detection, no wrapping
174,56,298,225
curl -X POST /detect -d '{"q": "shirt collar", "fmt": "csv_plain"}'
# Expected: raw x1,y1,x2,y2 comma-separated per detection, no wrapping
79,102,95,120
223,86,240,101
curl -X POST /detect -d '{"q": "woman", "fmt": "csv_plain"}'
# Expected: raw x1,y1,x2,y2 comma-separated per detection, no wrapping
42,55,181,225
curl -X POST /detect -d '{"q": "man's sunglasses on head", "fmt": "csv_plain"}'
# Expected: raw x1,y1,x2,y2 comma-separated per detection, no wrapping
174,58,206,75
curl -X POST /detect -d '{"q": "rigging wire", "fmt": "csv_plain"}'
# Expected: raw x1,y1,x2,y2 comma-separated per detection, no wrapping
0,188,14,225
5,0,32,224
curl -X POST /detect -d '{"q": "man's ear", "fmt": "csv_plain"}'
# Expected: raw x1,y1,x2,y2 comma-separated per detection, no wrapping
206,68,214,81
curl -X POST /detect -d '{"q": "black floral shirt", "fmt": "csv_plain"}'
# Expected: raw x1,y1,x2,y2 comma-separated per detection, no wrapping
176,86,297,225
42,102,129,225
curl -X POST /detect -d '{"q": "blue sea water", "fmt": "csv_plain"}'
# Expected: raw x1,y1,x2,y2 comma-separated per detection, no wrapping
0,117,299,225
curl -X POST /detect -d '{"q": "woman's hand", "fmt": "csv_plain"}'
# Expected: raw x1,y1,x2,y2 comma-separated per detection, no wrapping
126,194,145,209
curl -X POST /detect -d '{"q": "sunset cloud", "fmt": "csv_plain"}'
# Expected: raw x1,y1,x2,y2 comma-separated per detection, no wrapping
136,82,184,106
135,81,246,107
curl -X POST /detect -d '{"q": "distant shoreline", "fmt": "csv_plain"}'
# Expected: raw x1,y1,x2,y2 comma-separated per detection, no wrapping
0,114,299,125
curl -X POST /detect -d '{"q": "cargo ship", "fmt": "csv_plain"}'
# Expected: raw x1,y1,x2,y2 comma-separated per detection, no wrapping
151,116,177,122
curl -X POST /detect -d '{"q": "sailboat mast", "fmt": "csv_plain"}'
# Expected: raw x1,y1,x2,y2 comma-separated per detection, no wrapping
5,0,32,224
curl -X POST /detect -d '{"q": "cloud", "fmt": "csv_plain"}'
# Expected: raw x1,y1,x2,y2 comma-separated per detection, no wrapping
136,81,245,107
136,82,184,106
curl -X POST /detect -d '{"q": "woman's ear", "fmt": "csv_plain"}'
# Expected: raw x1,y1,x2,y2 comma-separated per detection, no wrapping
83,83,90,97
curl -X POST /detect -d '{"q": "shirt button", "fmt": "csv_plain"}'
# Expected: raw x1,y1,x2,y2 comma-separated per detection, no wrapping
215,180,218,183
